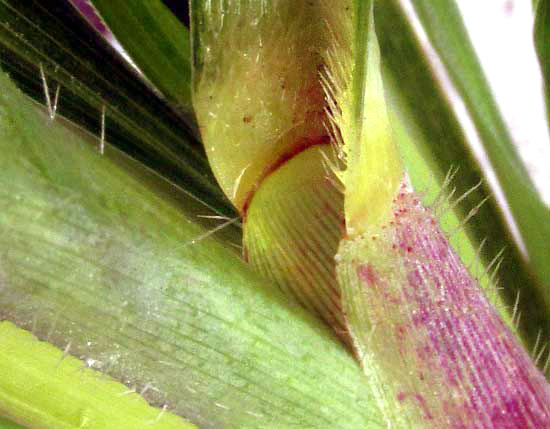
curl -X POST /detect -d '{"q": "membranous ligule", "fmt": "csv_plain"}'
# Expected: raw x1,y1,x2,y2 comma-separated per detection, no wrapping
243,145,346,333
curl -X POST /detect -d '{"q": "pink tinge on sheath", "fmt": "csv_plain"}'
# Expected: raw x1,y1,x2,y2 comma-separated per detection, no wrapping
345,187,550,428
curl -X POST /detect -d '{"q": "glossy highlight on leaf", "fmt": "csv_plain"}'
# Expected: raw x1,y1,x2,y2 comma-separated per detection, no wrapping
88,0,194,116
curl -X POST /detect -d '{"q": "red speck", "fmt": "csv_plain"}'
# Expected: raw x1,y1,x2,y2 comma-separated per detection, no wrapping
407,246,413,253
357,264,377,286
396,324,407,340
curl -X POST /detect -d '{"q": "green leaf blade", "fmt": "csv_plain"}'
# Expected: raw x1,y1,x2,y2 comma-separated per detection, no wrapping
410,0,550,284
0,70,382,428
0,0,233,217
535,0,550,124
0,415,25,429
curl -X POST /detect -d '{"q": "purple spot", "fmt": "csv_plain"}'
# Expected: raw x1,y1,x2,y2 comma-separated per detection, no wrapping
357,264,377,287
357,188,550,426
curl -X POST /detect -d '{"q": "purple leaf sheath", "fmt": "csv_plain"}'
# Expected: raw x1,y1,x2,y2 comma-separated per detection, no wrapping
337,184,550,428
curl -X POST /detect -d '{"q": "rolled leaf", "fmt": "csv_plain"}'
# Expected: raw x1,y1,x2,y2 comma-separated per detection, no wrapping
192,0,330,212
192,0,348,336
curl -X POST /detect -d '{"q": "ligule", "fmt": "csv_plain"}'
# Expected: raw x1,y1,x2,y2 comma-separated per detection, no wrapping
336,185,550,426
243,145,348,339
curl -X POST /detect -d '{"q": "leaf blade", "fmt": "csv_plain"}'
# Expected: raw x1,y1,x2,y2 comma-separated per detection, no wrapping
0,70,382,428
0,0,233,217
535,0,550,124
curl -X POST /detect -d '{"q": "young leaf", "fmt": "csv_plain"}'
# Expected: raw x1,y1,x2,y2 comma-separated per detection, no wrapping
0,322,195,429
